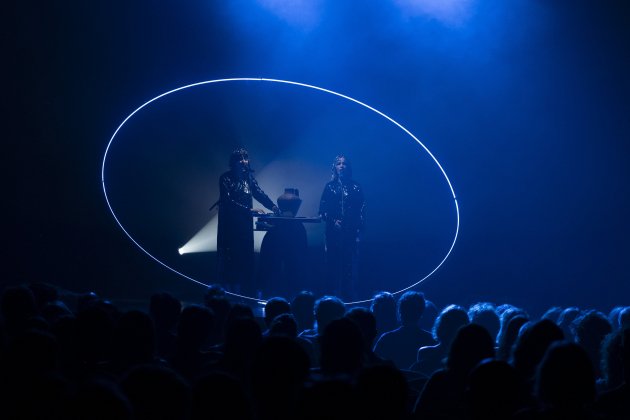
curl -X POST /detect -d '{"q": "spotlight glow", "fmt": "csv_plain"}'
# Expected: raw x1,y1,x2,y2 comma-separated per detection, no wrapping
394,0,474,25
102,78,460,304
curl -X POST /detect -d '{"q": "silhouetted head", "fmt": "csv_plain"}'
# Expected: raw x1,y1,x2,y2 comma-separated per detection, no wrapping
331,154,352,181
314,295,346,335
419,299,439,331
113,310,156,366
468,302,500,343
252,335,310,393
356,365,409,420
467,359,526,420
573,310,612,377
536,341,596,410
251,336,310,419
497,315,529,362
619,307,630,330
76,305,116,364
573,310,613,347
263,297,291,328
229,147,250,174
122,365,191,420
203,291,231,342
292,290,316,333
269,313,299,338
447,324,495,375
397,291,426,327
557,306,580,340
192,372,253,420
370,291,398,333
345,307,378,349
223,317,262,367
226,303,255,329
512,319,564,381
149,292,181,330
432,304,469,345
320,317,364,376
177,304,214,349
608,306,624,330
600,328,625,390
541,306,563,323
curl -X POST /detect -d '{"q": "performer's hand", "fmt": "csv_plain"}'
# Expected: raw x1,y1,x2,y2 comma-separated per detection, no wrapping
272,205,280,215
252,208,266,214
334,219,342,230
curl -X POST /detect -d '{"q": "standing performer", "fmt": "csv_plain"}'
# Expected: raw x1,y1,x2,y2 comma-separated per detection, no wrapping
319,154,365,301
217,147,278,296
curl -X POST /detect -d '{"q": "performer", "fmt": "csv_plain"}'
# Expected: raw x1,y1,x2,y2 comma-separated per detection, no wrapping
319,154,365,300
217,147,278,295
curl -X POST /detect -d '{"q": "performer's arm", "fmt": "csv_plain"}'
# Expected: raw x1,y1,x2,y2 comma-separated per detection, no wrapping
250,177,278,213
319,183,332,221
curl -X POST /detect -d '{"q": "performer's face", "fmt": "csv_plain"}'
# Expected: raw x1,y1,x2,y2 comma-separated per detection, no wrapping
236,155,249,173
335,157,347,177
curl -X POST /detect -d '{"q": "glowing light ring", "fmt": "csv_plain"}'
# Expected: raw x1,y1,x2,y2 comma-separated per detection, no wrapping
102,78,460,305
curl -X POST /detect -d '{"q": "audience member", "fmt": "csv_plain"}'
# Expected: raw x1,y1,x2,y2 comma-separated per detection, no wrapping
496,314,529,361
370,291,398,339
468,302,500,344
291,290,316,334
149,292,181,360
411,304,469,376
319,317,365,377
413,323,495,419
573,310,613,379
533,342,597,419
595,328,630,419
466,359,528,420
345,307,387,367
511,319,564,392
262,297,291,335
373,291,436,370
1,280,627,420
557,306,580,341
299,295,346,367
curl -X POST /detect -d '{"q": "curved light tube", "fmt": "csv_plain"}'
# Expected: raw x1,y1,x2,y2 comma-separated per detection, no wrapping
102,78,460,305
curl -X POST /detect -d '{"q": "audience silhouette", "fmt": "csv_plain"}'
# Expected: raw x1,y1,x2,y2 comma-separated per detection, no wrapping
413,323,496,419
373,291,436,370
411,303,469,376
1,282,628,420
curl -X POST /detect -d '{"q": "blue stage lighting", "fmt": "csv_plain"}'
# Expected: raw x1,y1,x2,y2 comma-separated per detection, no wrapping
102,78,459,304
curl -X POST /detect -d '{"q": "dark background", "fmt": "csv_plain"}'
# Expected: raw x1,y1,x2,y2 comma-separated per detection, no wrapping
6,0,629,315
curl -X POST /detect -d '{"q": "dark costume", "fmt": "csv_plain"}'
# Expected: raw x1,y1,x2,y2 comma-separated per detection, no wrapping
217,163,276,294
319,175,365,300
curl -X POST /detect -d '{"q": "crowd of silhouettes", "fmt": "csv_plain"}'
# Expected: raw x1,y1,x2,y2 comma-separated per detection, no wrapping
1,282,629,419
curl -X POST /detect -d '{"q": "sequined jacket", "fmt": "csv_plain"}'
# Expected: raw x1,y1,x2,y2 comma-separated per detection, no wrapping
319,179,365,236
217,170,276,251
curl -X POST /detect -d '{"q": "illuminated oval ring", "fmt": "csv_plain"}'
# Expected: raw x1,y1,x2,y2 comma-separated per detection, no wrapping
101,78,460,305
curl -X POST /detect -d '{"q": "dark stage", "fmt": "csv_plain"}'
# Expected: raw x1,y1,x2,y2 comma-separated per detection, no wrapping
6,0,630,315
